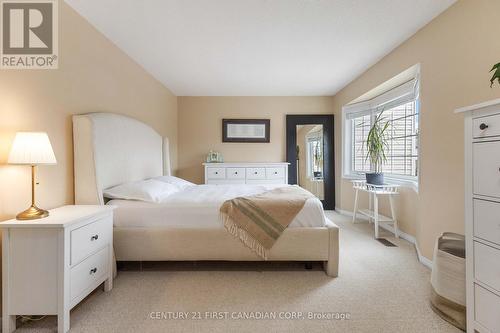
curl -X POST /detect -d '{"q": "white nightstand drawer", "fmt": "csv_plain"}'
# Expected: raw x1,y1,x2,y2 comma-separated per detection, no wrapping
227,168,245,179
71,216,112,265
474,199,500,246
474,241,500,292
206,167,226,179
266,167,285,179
70,247,109,300
473,113,500,139
246,168,266,180
475,284,500,332
473,141,500,198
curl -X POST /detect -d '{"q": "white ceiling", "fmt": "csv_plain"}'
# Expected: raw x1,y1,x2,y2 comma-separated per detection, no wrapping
65,0,455,96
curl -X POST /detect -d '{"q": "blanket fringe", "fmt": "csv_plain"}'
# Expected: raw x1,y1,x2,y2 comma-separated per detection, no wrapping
221,212,269,260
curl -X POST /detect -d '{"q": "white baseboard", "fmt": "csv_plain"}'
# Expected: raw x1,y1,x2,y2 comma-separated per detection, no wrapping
335,207,432,269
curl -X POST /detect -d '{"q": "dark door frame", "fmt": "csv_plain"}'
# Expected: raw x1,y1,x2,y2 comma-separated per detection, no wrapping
286,114,335,210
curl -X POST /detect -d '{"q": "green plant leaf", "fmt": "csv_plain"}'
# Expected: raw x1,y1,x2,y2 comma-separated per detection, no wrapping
365,109,391,172
490,62,500,88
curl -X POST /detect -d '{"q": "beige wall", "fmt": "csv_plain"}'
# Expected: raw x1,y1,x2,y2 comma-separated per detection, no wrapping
332,0,500,259
0,2,178,221
177,97,333,184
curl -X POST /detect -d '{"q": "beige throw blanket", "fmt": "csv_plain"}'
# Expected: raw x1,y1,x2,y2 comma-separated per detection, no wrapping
220,186,313,259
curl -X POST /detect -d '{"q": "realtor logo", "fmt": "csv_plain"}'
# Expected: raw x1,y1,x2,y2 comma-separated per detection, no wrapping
1,0,58,69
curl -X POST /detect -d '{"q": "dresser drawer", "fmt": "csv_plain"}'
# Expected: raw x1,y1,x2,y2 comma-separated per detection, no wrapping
266,167,285,179
206,167,226,179
70,246,109,300
473,113,500,139
71,216,112,265
474,241,500,292
473,141,500,198
474,199,500,246
475,284,500,332
226,167,245,180
246,168,266,180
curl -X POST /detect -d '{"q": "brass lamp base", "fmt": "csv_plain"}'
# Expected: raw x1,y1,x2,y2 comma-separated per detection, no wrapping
16,205,49,220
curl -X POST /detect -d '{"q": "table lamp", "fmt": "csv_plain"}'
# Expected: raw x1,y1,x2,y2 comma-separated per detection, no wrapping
8,132,57,220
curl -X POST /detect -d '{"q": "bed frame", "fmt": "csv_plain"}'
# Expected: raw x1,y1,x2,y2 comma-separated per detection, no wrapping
72,112,339,277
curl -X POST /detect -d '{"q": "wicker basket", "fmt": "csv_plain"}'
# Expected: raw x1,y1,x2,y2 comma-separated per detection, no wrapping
430,232,466,331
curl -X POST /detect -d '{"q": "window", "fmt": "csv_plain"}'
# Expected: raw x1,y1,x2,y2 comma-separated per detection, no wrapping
343,76,419,186
306,132,323,179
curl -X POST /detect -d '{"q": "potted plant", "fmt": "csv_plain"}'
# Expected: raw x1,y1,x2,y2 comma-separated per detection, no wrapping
365,111,390,185
490,62,500,87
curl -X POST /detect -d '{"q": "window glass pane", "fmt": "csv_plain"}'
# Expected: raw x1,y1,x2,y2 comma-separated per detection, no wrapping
350,100,419,179
352,114,371,173
307,137,323,177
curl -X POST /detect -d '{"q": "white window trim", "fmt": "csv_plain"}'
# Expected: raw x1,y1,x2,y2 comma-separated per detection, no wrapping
342,78,420,192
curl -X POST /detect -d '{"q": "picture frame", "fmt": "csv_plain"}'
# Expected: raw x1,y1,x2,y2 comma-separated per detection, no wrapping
222,119,270,143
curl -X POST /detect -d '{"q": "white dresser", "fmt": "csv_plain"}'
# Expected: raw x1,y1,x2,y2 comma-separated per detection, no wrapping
457,98,500,333
203,162,289,185
1,205,115,333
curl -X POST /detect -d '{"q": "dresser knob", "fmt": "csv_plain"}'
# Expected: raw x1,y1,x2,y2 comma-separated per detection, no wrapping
90,235,99,241
90,268,97,274
254,172,258,174
480,123,489,130
235,172,238,174
274,172,278,174
215,172,218,175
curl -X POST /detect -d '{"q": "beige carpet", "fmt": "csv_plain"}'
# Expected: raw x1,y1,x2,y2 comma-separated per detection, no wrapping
17,211,460,332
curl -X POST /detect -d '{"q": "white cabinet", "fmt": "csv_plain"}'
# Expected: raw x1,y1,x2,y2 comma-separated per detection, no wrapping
456,98,500,333
1,205,115,333
203,163,289,185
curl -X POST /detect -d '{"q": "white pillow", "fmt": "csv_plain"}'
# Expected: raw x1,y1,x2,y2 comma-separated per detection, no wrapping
103,179,179,203
152,176,195,190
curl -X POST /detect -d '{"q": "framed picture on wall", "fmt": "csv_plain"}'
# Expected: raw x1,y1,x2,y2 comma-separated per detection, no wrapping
222,119,270,143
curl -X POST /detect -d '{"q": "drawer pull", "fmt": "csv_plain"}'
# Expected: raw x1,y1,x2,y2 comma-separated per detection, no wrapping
480,123,489,130
274,172,278,174
254,172,258,174
90,234,99,241
89,268,97,275
235,172,238,174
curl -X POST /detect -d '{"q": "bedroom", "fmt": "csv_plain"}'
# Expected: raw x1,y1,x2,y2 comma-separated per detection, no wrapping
0,0,499,332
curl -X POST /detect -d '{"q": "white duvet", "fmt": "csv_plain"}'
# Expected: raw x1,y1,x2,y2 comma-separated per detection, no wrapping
108,184,327,229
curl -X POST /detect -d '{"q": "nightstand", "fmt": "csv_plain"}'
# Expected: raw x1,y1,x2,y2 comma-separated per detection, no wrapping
1,205,115,333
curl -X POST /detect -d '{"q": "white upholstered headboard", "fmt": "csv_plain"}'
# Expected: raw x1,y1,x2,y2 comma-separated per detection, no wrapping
72,112,171,205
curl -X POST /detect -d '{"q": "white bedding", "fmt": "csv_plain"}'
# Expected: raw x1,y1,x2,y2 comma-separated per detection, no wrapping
108,184,327,229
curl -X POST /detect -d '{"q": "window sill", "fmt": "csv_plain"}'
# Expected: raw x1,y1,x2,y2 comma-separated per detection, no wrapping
342,174,419,193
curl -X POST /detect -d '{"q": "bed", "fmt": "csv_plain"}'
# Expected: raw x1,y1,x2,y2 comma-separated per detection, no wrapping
72,112,339,277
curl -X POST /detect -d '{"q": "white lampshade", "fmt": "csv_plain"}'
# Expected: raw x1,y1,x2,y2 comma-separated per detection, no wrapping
8,132,57,165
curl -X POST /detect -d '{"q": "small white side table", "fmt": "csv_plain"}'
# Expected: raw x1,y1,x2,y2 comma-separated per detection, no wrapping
1,205,115,333
352,180,399,239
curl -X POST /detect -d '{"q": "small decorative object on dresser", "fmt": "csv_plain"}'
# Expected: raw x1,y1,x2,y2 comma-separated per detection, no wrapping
205,150,224,163
204,162,289,185
222,119,270,143
7,132,57,220
455,98,500,333
1,205,115,333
